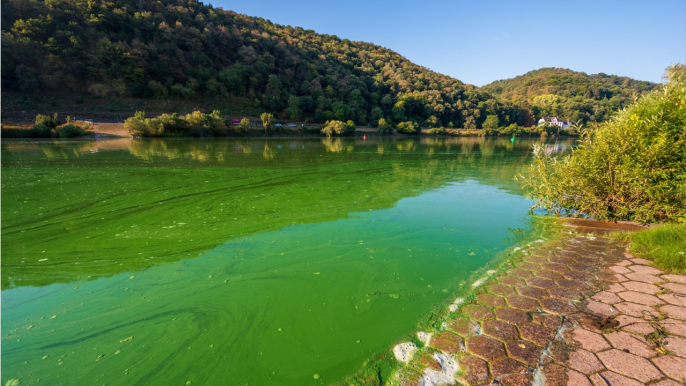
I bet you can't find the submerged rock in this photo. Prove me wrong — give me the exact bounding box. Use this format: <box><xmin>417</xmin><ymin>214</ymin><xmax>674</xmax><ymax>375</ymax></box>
<box><xmin>417</xmin><ymin>331</ymin><xmax>432</xmax><ymax>346</ymax></box>
<box><xmin>393</xmin><ymin>342</ymin><xmax>418</xmax><ymax>363</ymax></box>
<box><xmin>421</xmin><ymin>352</ymin><xmax>459</xmax><ymax>385</ymax></box>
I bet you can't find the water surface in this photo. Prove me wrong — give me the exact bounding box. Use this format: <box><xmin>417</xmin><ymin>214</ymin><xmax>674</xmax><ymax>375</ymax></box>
<box><xmin>1</xmin><ymin>137</ymin><xmax>571</xmax><ymax>385</ymax></box>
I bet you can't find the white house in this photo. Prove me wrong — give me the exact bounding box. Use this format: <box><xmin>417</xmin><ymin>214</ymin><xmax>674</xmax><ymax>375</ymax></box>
<box><xmin>538</xmin><ymin>117</ymin><xmax>573</xmax><ymax>129</ymax></box>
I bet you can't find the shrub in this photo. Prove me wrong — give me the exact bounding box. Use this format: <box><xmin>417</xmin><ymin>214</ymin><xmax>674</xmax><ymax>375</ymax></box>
<box><xmin>621</xmin><ymin>224</ymin><xmax>686</xmax><ymax>273</ymax></box>
<box><xmin>321</xmin><ymin>120</ymin><xmax>353</xmax><ymax>137</ymax></box>
<box><xmin>519</xmin><ymin>65</ymin><xmax>685</xmax><ymax>223</ymax></box>
<box><xmin>396</xmin><ymin>121</ymin><xmax>418</xmax><ymax>135</ymax></box>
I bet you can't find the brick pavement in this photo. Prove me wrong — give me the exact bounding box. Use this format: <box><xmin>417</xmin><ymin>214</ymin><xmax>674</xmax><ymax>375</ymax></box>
<box><xmin>392</xmin><ymin>220</ymin><xmax>685</xmax><ymax>385</ymax></box>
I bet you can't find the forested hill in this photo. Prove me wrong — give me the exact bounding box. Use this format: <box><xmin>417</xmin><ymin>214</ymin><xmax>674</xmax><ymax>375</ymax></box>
<box><xmin>1</xmin><ymin>0</ymin><xmax>525</xmax><ymax>128</ymax></box>
<box><xmin>482</xmin><ymin>68</ymin><xmax>657</xmax><ymax>123</ymax></box>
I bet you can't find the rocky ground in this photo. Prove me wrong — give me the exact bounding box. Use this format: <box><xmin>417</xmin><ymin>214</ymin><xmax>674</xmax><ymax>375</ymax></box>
<box><xmin>392</xmin><ymin>219</ymin><xmax>685</xmax><ymax>386</ymax></box>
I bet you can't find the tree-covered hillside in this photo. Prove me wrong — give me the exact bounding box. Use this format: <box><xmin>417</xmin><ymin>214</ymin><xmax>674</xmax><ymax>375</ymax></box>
<box><xmin>483</xmin><ymin>68</ymin><xmax>657</xmax><ymax>124</ymax></box>
<box><xmin>2</xmin><ymin>0</ymin><xmax>526</xmax><ymax>128</ymax></box>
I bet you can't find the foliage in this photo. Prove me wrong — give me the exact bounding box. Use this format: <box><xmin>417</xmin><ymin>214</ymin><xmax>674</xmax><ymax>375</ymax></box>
<box><xmin>483</xmin><ymin>67</ymin><xmax>657</xmax><ymax>124</ymax></box>
<box><xmin>377</xmin><ymin>118</ymin><xmax>392</xmax><ymax>135</ymax></box>
<box><xmin>396</xmin><ymin>121</ymin><xmax>418</xmax><ymax>135</ymax></box>
<box><xmin>35</xmin><ymin>113</ymin><xmax>59</xmax><ymax>128</ymax></box>
<box><xmin>237</xmin><ymin>117</ymin><xmax>252</xmax><ymax>133</ymax></box>
<box><xmin>519</xmin><ymin>65</ymin><xmax>685</xmax><ymax>223</ymax></box>
<box><xmin>260</xmin><ymin>112</ymin><xmax>273</xmax><ymax>135</ymax></box>
<box><xmin>321</xmin><ymin>120</ymin><xmax>354</xmax><ymax>137</ymax></box>
<box><xmin>617</xmin><ymin>224</ymin><xmax>686</xmax><ymax>274</ymax></box>
<box><xmin>57</xmin><ymin>124</ymin><xmax>86</xmax><ymax>138</ymax></box>
<box><xmin>2</xmin><ymin>0</ymin><xmax>524</xmax><ymax>127</ymax></box>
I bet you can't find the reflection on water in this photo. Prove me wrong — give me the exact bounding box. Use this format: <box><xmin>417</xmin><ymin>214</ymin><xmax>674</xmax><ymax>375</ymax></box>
<box><xmin>2</xmin><ymin>136</ymin><xmax>572</xmax><ymax>386</ymax></box>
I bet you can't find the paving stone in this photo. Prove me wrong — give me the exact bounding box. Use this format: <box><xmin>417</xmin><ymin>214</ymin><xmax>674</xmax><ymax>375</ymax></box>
<box><xmin>541</xmin><ymin>297</ymin><xmax>578</xmax><ymax>314</ymax></box>
<box><xmin>660</xmin><ymin>320</ymin><xmax>686</xmax><ymax>337</ymax></box>
<box><xmin>660</xmin><ymin>305</ymin><xmax>686</xmax><ymax>320</ymax></box>
<box><xmin>662</xmin><ymin>274</ymin><xmax>686</xmax><ymax>284</ymax></box>
<box><xmin>663</xmin><ymin>336</ymin><xmax>686</xmax><ymax>358</ymax></box>
<box><xmin>457</xmin><ymin>355</ymin><xmax>489</xmax><ymax>385</ymax></box>
<box><xmin>625</xmin><ymin>272</ymin><xmax>664</xmax><ymax>283</ymax></box>
<box><xmin>658</xmin><ymin>293</ymin><xmax>685</xmax><ymax>306</ymax></box>
<box><xmin>488</xmin><ymin>283</ymin><xmax>516</xmax><ymax>297</ymax></box>
<box><xmin>548</xmin><ymin>287</ymin><xmax>580</xmax><ymax>300</ymax></box>
<box><xmin>532</xmin><ymin>313</ymin><xmax>561</xmax><ymax>329</ymax></box>
<box><xmin>616</xmin><ymin>291</ymin><xmax>664</xmax><ymax>306</ymax></box>
<box><xmin>495</xmin><ymin>307</ymin><xmax>529</xmax><ymax>324</ymax></box>
<box><xmin>490</xmin><ymin>357</ymin><xmax>527</xmax><ymax>377</ymax></box>
<box><xmin>482</xmin><ymin>319</ymin><xmax>519</xmax><ymax>342</ymax></box>
<box><xmin>604</xmin><ymin>331</ymin><xmax>656</xmax><ymax>358</ymax></box>
<box><xmin>614</xmin><ymin>301</ymin><xmax>660</xmax><ymax>318</ymax></box>
<box><xmin>567</xmin><ymin>369</ymin><xmax>593</xmax><ymax>386</ymax></box>
<box><xmin>564</xmin><ymin>271</ymin><xmax>595</xmax><ymax>282</ymax></box>
<box><xmin>651</xmin><ymin>355</ymin><xmax>685</xmax><ymax>381</ymax></box>
<box><xmin>466</xmin><ymin>335</ymin><xmax>507</xmax><ymax>360</ymax></box>
<box><xmin>596</xmin><ymin>349</ymin><xmax>664</xmax><ymax>383</ymax></box>
<box><xmin>519</xmin><ymin>323</ymin><xmax>556</xmax><ymax>346</ymax></box>
<box><xmin>505</xmin><ymin>340</ymin><xmax>540</xmax><ymax>366</ymax></box>
<box><xmin>509</xmin><ymin>269</ymin><xmax>534</xmax><ymax>279</ymax></box>
<box><xmin>542</xmin><ymin>262</ymin><xmax>571</xmax><ymax>273</ymax></box>
<box><xmin>591</xmin><ymin>291</ymin><xmax>622</xmax><ymax>304</ymax></box>
<box><xmin>538</xmin><ymin>364</ymin><xmax>568</xmax><ymax>385</ymax></box>
<box><xmin>604</xmin><ymin>283</ymin><xmax>626</xmax><ymax>293</ymax></box>
<box><xmin>613</xmin><ymin>273</ymin><xmax>629</xmax><ymax>282</ymax></box>
<box><xmin>444</xmin><ymin>317</ymin><xmax>479</xmax><ymax>337</ymax></box>
<box><xmin>651</xmin><ymin>380</ymin><xmax>684</xmax><ymax>386</ymax></box>
<box><xmin>518</xmin><ymin>262</ymin><xmax>541</xmax><ymax>271</ymax></box>
<box><xmin>610</xmin><ymin>265</ymin><xmax>633</xmax><ymax>274</ymax></box>
<box><xmin>621</xmin><ymin>280</ymin><xmax>660</xmax><ymax>294</ymax></box>
<box><xmin>557</xmin><ymin>279</ymin><xmax>589</xmax><ymax>290</ymax></box>
<box><xmin>526</xmin><ymin>277</ymin><xmax>557</xmax><ymax>289</ymax></box>
<box><xmin>615</xmin><ymin>260</ymin><xmax>632</xmax><ymax>267</ymax></box>
<box><xmin>566</xmin><ymin>349</ymin><xmax>604</xmax><ymax>375</ymax></box>
<box><xmin>462</xmin><ymin>304</ymin><xmax>495</xmax><ymax>321</ymax></box>
<box><xmin>476</xmin><ymin>293</ymin><xmax>506</xmax><ymax>307</ymax></box>
<box><xmin>516</xmin><ymin>286</ymin><xmax>548</xmax><ymax>300</ymax></box>
<box><xmin>584</xmin><ymin>300</ymin><xmax>616</xmax><ymax>317</ymax></box>
<box><xmin>615</xmin><ymin>314</ymin><xmax>656</xmax><ymax>334</ymax></box>
<box><xmin>430</xmin><ymin>331</ymin><xmax>464</xmax><ymax>354</ymax></box>
<box><xmin>524</xmin><ymin>255</ymin><xmax>549</xmax><ymax>264</ymax></box>
<box><xmin>662</xmin><ymin>282</ymin><xmax>686</xmax><ymax>295</ymax></box>
<box><xmin>631</xmin><ymin>258</ymin><xmax>651</xmax><ymax>265</ymax></box>
<box><xmin>498</xmin><ymin>373</ymin><xmax>533</xmax><ymax>386</ymax></box>
<box><xmin>418</xmin><ymin>351</ymin><xmax>442</xmax><ymax>371</ymax></box>
<box><xmin>506</xmin><ymin>296</ymin><xmax>541</xmax><ymax>312</ymax></box>
<box><xmin>628</xmin><ymin>265</ymin><xmax>663</xmax><ymax>275</ymax></box>
<box><xmin>589</xmin><ymin>371</ymin><xmax>644</xmax><ymax>386</ymax></box>
<box><xmin>569</xmin><ymin>328</ymin><xmax>611</xmax><ymax>352</ymax></box>
<box><xmin>501</xmin><ymin>276</ymin><xmax>526</xmax><ymax>287</ymax></box>
<box><xmin>535</xmin><ymin>269</ymin><xmax>565</xmax><ymax>281</ymax></box>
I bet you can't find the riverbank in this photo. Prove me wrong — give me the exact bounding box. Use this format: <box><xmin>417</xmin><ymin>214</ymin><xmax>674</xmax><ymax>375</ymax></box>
<box><xmin>366</xmin><ymin>218</ymin><xmax>685</xmax><ymax>386</ymax></box>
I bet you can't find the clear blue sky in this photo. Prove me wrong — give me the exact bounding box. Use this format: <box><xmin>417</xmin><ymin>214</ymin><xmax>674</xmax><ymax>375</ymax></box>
<box><xmin>209</xmin><ymin>0</ymin><xmax>685</xmax><ymax>86</ymax></box>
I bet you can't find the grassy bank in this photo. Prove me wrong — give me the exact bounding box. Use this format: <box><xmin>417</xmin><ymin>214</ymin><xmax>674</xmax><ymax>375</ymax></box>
<box><xmin>618</xmin><ymin>224</ymin><xmax>686</xmax><ymax>273</ymax></box>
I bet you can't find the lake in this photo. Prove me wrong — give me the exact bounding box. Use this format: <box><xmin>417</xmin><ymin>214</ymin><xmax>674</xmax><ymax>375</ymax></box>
<box><xmin>1</xmin><ymin>136</ymin><xmax>572</xmax><ymax>385</ymax></box>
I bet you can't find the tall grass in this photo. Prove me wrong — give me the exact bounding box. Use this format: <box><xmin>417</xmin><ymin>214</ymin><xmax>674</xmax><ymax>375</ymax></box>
<box><xmin>625</xmin><ymin>224</ymin><xmax>685</xmax><ymax>273</ymax></box>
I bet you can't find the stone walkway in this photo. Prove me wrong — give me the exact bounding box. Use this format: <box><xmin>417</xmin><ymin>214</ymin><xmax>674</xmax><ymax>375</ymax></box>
<box><xmin>392</xmin><ymin>220</ymin><xmax>685</xmax><ymax>385</ymax></box>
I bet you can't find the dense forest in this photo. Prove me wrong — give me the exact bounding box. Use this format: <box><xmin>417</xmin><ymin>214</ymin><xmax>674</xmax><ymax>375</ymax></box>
<box><xmin>483</xmin><ymin>68</ymin><xmax>657</xmax><ymax>123</ymax></box>
<box><xmin>2</xmin><ymin>0</ymin><xmax>656</xmax><ymax>128</ymax></box>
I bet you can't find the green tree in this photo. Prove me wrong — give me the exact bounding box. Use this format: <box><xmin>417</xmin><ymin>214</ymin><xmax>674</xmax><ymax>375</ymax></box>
<box><xmin>286</xmin><ymin>95</ymin><xmax>302</xmax><ymax>121</ymax></box>
<box><xmin>377</xmin><ymin>118</ymin><xmax>392</xmax><ymax>135</ymax></box>
<box><xmin>483</xmin><ymin>114</ymin><xmax>500</xmax><ymax>130</ymax></box>
<box><xmin>519</xmin><ymin>65</ymin><xmax>685</xmax><ymax>223</ymax></box>
<box><xmin>260</xmin><ymin>112</ymin><xmax>274</xmax><ymax>135</ymax></box>
<box><xmin>396</xmin><ymin>121</ymin><xmax>418</xmax><ymax>135</ymax></box>
<box><xmin>321</xmin><ymin>120</ymin><xmax>352</xmax><ymax>137</ymax></box>
<box><xmin>238</xmin><ymin>117</ymin><xmax>252</xmax><ymax>133</ymax></box>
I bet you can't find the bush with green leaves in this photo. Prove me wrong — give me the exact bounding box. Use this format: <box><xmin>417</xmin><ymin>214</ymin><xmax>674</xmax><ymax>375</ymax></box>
<box><xmin>321</xmin><ymin>120</ymin><xmax>354</xmax><ymax>137</ymax></box>
<box><xmin>396</xmin><ymin>121</ymin><xmax>418</xmax><ymax>135</ymax></box>
<box><xmin>58</xmin><ymin>124</ymin><xmax>85</xmax><ymax>138</ymax></box>
<box><xmin>519</xmin><ymin>65</ymin><xmax>685</xmax><ymax>223</ymax></box>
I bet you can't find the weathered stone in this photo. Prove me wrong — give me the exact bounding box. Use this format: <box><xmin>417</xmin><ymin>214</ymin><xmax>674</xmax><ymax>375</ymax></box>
<box><xmin>615</xmin><ymin>260</ymin><xmax>632</xmax><ymax>267</ymax></box>
<box><xmin>501</xmin><ymin>276</ymin><xmax>526</xmax><ymax>287</ymax></box>
<box><xmin>418</xmin><ymin>351</ymin><xmax>442</xmax><ymax>371</ymax></box>
<box><xmin>445</xmin><ymin>317</ymin><xmax>479</xmax><ymax>337</ymax></box>
<box><xmin>596</xmin><ymin>349</ymin><xmax>663</xmax><ymax>383</ymax></box>
<box><xmin>567</xmin><ymin>349</ymin><xmax>604</xmax><ymax>375</ymax></box>
<box><xmin>495</xmin><ymin>307</ymin><xmax>529</xmax><ymax>324</ymax></box>
<box><xmin>660</xmin><ymin>320</ymin><xmax>686</xmax><ymax>337</ymax></box>
<box><xmin>591</xmin><ymin>291</ymin><xmax>622</xmax><ymax>304</ymax></box>
<box><xmin>660</xmin><ymin>304</ymin><xmax>686</xmax><ymax>320</ymax></box>
<box><xmin>631</xmin><ymin>258</ymin><xmax>651</xmax><ymax>265</ymax></box>
<box><xmin>568</xmin><ymin>328</ymin><xmax>610</xmax><ymax>353</ymax></box>
<box><xmin>628</xmin><ymin>264</ymin><xmax>663</xmax><ymax>275</ymax></box>
<box><xmin>658</xmin><ymin>292</ymin><xmax>685</xmax><ymax>306</ymax></box>
<box><xmin>564</xmin><ymin>270</ymin><xmax>594</xmax><ymax>282</ymax></box>
<box><xmin>519</xmin><ymin>323</ymin><xmax>556</xmax><ymax>346</ymax></box>
<box><xmin>476</xmin><ymin>293</ymin><xmax>506</xmax><ymax>307</ymax></box>
<box><xmin>462</xmin><ymin>304</ymin><xmax>494</xmax><ymax>321</ymax></box>
<box><xmin>651</xmin><ymin>380</ymin><xmax>684</xmax><ymax>386</ymax></box>
<box><xmin>532</xmin><ymin>313</ymin><xmax>562</xmax><ymax>329</ymax></box>
<box><xmin>556</xmin><ymin>279</ymin><xmax>588</xmax><ymax>290</ymax></box>
<box><xmin>516</xmin><ymin>286</ymin><xmax>548</xmax><ymax>300</ymax></box>
<box><xmin>663</xmin><ymin>336</ymin><xmax>686</xmax><ymax>358</ymax></box>
<box><xmin>615</xmin><ymin>315</ymin><xmax>656</xmax><ymax>334</ymax></box>
<box><xmin>506</xmin><ymin>296</ymin><xmax>541</xmax><ymax>312</ymax></box>
<box><xmin>482</xmin><ymin>319</ymin><xmax>519</xmax><ymax>342</ymax></box>
<box><xmin>604</xmin><ymin>283</ymin><xmax>626</xmax><ymax>293</ymax></box>
<box><xmin>548</xmin><ymin>287</ymin><xmax>580</xmax><ymax>300</ymax></box>
<box><xmin>541</xmin><ymin>297</ymin><xmax>578</xmax><ymax>314</ymax></box>
<box><xmin>506</xmin><ymin>340</ymin><xmax>540</xmax><ymax>366</ymax></box>
<box><xmin>535</xmin><ymin>269</ymin><xmax>565</xmax><ymax>281</ymax></box>
<box><xmin>584</xmin><ymin>300</ymin><xmax>615</xmax><ymax>317</ymax></box>
<box><xmin>621</xmin><ymin>281</ymin><xmax>660</xmax><ymax>294</ymax></box>
<box><xmin>614</xmin><ymin>301</ymin><xmax>659</xmax><ymax>318</ymax></box>
<box><xmin>490</xmin><ymin>357</ymin><xmax>527</xmax><ymax>377</ymax></box>
<box><xmin>662</xmin><ymin>282</ymin><xmax>686</xmax><ymax>295</ymax></box>
<box><xmin>466</xmin><ymin>335</ymin><xmax>506</xmax><ymax>360</ymax></box>
<box><xmin>393</xmin><ymin>342</ymin><xmax>418</xmax><ymax>363</ymax></box>
<box><xmin>651</xmin><ymin>355</ymin><xmax>685</xmax><ymax>381</ymax></box>
<box><xmin>430</xmin><ymin>331</ymin><xmax>464</xmax><ymax>354</ymax></box>
<box><xmin>498</xmin><ymin>373</ymin><xmax>533</xmax><ymax>386</ymax></box>
<box><xmin>509</xmin><ymin>269</ymin><xmax>534</xmax><ymax>279</ymax></box>
<box><xmin>616</xmin><ymin>291</ymin><xmax>664</xmax><ymax>306</ymax></box>
<box><xmin>662</xmin><ymin>274</ymin><xmax>686</xmax><ymax>284</ymax></box>
<box><xmin>542</xmin><ymin>262</ymin><xmax>571</xmax><ymax>273</ymax></box>
<box><xmin>625</xmin><ymin>272</ymin><xmax>664</xmax><ymax>283</ymax></box>
<box><xmin>526</xmin><ymin>277</ymin><xmax>557</xmax><ymax>289</ymax></box>
<box><xmin>457</xmin><ymin>355</ymin><xmax>489</xmax><ymax>385</ymax></box>
<box><xmin>589</xmin><ymin>371</ymin><xmax>644</xmax><ymax>386</ymax></box>
<box><xmin>519</xmin><ymin>262</ymin><xmax>541</xmax><ymax>271</ymax></box>
<box><xmin>539</xmin><ymin>364</ymin><xmax>568</xmax><ymax>385</ymax></box>
<box><xmin>613</xmin><ymin>273</ymin><xmax>629</xmax><ymax>282</ymax></box>
<box><xmin>604</xmin><ymin>331</ymin><xmax>656</xmax><ymax>358</ymax></box>
<box><xmin>610</xmin><ymin>265</ymin><xmax>633</xmax><ymax>274</ymax></box>
<box><xmin>488</xmin><ymin>283</ymin><xmax>517</xmax><ymax>297</ymax></box>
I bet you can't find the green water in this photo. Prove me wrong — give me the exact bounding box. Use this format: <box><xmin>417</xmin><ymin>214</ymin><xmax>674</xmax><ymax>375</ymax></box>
<box><xmin>1</xmin><ymin>137</ymin><xmax>571</xmax><ymax>385</ymax></box>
